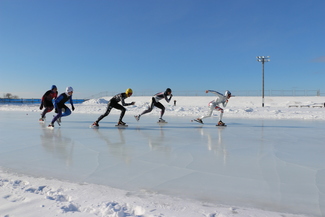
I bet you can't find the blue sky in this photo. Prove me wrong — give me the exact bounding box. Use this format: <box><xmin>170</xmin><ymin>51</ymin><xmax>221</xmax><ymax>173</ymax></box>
<box><xmin>1</xmin><ymin>0</ymin><xmax>324</xmax><ymax>98</ymax></box>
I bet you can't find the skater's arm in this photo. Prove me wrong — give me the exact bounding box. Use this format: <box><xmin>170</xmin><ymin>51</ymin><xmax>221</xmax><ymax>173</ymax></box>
<box><xmin>165</xmin><ymin>94</ymin><xmax>172</xmax><ymax>103</ymax></box>
<box><xmin>54</xmin><ymin>91</ymin><xmax>58</xmax><ymax>99</ymax></box>
<box><xmin>40</xmin><ymin>92</ymin><xmax>47</xmax><ymax>109</ymax></box>
<box><xmin>206</xmin><ymin>90</ymin><xmax>223</xmax><ymax>97</ymax></box>
<box><xmin>40</xmin><ymin>98</ymin><xmax>44</xmax><ymax>110</ymax></box>
<box><xmin>69</xmin><ymin>97</ymin><xmax>75</xmax><ymax>111</ymax></box>
<box><xmin>223</xmin><ymin>100</ymin><xmax>228</xmax><ymax>107</ymax></box>
<box><xmin>41</xmin><ymin>90</ymin><xmax>51</xmax><ymax>105</ymax></box>
<box><xmin>119</xmin><ymin>94</ymin><xmax>134</xmax><ymax>106</ymax></box>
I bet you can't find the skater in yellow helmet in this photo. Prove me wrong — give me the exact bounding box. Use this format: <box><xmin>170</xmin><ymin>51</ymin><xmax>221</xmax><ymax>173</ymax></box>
<box><xmin>92</xmin><ymin>88</ymin><xmax>135</xmax><ymax>127</ymax></box>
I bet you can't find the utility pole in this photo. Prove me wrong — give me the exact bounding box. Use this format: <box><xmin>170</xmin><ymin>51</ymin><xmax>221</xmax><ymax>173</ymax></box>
<box><xmin>256</xmin><ymin>56</ymin><xmax>270</xmax><ymax>107</ymax></box>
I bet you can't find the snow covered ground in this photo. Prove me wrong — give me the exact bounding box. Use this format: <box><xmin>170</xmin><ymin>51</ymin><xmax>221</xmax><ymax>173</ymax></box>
<box><xmin>1</xmin><ymin>96</ymin><xmax>325</xmax><ymax>217</ymax></box>
<box><xmin>1</xmin><ymin>96</ymin><xmax>325</xmax><ymax>120</ymax></box>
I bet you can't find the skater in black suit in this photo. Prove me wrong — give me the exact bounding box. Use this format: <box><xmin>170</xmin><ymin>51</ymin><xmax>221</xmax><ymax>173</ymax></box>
<box><xmin>134</xmin><ymin>88</ymin><xmax>172</xmax><ymax>123</ymax></box>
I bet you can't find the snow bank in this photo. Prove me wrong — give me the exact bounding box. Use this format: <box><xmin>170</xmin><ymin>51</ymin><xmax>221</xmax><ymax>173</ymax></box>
<box><xmin>0</xmin><ymin>168</ymin><xmax>306</xmax><ymax>217</ymax></box>
<box><xmin>1</xmin><ymin>96</ymin><xmax>324</xmax><ymax>120</ymax></box>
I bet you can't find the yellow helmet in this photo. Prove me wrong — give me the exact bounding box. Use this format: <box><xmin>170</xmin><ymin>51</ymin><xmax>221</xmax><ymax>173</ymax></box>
<box><xmin>125</xmin><ymin>88</ymin><xmax>133</xmax><ymax>97</ymax></box>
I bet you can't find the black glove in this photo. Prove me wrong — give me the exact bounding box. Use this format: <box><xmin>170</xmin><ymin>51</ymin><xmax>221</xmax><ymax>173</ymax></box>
<box><xmin>55</xmin><ymin>107</ymin><xmax>58</xmax><ymax>113</ymax></box>
<box><xmin>39</xmin><ymin>104</ymin><xmax>43</xmax><ymax>110</ymax></box>
<box><xmin>72</xmin><ymin>105</ymin><xmax>75</xmax><ymax>111</ymax></box>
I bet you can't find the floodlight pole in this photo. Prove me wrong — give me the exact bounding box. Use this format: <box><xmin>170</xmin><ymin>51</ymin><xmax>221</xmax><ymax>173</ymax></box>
<box><xmin>256</xmin><ymin>56</ymin><xmax>270</xmax><ymax>107</ymax></box>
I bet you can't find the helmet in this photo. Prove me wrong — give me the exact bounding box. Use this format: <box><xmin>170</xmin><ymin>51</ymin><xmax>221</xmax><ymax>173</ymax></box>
<box><xmin>51</xmin><ymin>85</ymin><xmax>57</xmax><ymax>90</ymax></box>
<box><xmin>66</xmin><ymin>86</ymin><xmax>73</xmax><ymax>93</ymax></box>
<box><xmin>224</xmin><ymin>90</ymin><xmax>231</xmax><ymax>97</ymax></box>
<box><xmin>125</xmin><ymin>88</ymin><xmax>133</xmax><ymax>97</ymax></box>
<box><xmin>165</xmin><ymin>88</ymin><xmax>172</xmax><ymax>95</ymax></box>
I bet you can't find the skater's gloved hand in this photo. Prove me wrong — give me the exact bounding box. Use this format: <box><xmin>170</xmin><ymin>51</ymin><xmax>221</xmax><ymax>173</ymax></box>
<box><xmin>55</xmin><ymin>107</ymin><xmax>58</xmax><ymax>113</ymax></box>
<box><xmin>39</xmin><ymin>104</ymin><xmax>43</xmax><ymax>110</ymax></box>
<box><xmin>72</xmin><ymin>105</ymin><xmax>75</xmax><ymax>111</ymax></box>
<box><xmin>131</xmin><ymin>102</ymin><xmax>135</xmax><ymax>105</ymax></box>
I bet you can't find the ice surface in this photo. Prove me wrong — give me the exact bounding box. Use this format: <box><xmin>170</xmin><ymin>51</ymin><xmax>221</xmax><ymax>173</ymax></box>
<box><xmin>0</xmin><ymin>111</ymin><xmax>324</xmax><ymax>217</ymax></box>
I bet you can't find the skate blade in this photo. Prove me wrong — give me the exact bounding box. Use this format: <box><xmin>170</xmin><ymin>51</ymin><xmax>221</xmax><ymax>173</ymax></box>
<box><xmin>115</xmin><ymin>125</ymin><xmax>128</xmax><ymax>128</ymax></box>
<box><xmin>192</xmin><ymin>119</ymin><xmax>203</xmax><ymax>124</ymax></box>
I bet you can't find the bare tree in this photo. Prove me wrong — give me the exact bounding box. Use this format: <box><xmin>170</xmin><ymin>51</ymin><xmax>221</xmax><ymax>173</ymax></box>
<box><xmin>3</xmin><ymin>93</ymin><xmax>19</xmax><ymax>99</ymax></box>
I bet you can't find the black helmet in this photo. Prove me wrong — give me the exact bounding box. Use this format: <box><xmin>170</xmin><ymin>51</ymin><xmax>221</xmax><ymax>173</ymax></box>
<box><xmin>165</xmin><ymin>88</ymin><xmax>172</xmax><ymax>95</ymax></box>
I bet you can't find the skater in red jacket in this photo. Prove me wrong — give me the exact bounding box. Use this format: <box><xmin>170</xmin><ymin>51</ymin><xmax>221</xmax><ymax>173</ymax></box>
<box><xmin>39</xmin><ymin>85</ymin><xmax>58</xmax><ymax>121</ymax></box>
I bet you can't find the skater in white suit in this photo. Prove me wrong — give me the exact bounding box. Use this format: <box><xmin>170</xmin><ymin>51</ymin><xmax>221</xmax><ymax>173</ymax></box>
<box><xmin>195</xmin><ymin>90</ymin><xmax>231</xmax><ymax>126</ymax></box>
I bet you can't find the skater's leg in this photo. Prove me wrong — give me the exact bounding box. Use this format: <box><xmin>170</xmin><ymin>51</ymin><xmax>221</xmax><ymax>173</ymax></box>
<box><xmin>140</xmin><ymin>98</ymin><xmax>155</xmax><ymax>116</ymax></box>
<box><xmin>216</xmin><ymin>107</ymin><xmax>224</xmax><ymax>122</ymax></box>
<box><xmin>51</xmin><ymin>108</ymin><xmax>62</xmax><ymax>124</ymax></box>
<box><xmin>219</xmin><ymin>110</ymin><xmax>224</xmax><ymax>122</ymax></box>
<box><xmin>114</xmin><ymin>104</ymin><xmax>126</xmax><ymax>122</ymax></box>
<box><xmin>200</xmin><ymin>109</ymin><xmax>213</xmax><ymax>120</ymax></box>
<box><xmin>200</xmin><ymin>104</ymin><xmax>215</xmax><ymax>120</ymax></box>
<box><xmin>41</xmin><ymin>109</ymin><xmax>47</xmax><ymax>119</ymax></box>
<box><xmin>95</xmin><ymin>102</ymin><xmax>112</xmax><ymax>123</ymax></box>
<box><xmin>41</xmin><ymin>106</ymin><xmax>53</xmax><ymax>118</ymax></box>
<box><xmin>155</xmin><ymin>102</ymin><xmax>165</xmax><ymax>118</ymax></box>
<box><xmin>61</xmin><ymin>107</ymin><xmax>71</xmax><ymax>117</ymax></box>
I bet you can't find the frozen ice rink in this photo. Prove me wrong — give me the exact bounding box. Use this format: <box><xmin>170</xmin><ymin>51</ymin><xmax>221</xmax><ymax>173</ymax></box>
<box><xmin>0</xmin><ymin>111</ymin><xmax>324</xmax><ymax>217</ymax></box>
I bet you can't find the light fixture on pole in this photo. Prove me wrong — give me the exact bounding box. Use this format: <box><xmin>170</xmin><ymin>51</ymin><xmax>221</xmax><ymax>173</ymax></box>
<box><xmin>256</xmin><ymin>56</ymin><xmax>270</xmax><ymax>107</ymax></box>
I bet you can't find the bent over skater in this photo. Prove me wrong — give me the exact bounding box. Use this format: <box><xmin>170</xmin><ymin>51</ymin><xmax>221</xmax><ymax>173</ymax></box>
<box><xmin>92</xmin><ymin>88</ymin><xmax>135</xmax><ymax>127</ymax></box>
<box><xmin>39</xmin><ymin>85</ymin><xmax>58</xmax><ymax>121</ymax></box>
<box><xmin>195</xmin><ymin>90</ymin><xmax>231</xmax><ymax>126</ymax></box>
<box><xmin>48</xmin><ymin>86</ymin><xmax>75</xmax><ymax>128</ymax></box>
<box><xmin>135</xmin><ymin>88</ymin><xmax>172</xmax><ymax>123</ymax></box>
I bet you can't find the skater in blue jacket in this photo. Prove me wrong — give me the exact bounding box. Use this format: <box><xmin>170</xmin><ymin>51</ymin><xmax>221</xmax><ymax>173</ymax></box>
<box><xmin>48</xmin><ymin>87</ymin><xmax>75</xmax><ymax>128</ymax></box>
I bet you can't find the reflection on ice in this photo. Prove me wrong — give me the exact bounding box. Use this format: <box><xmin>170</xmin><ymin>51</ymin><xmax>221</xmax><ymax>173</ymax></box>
<box><xmin>198</xmin><ymin>126</ymin><xmax>228</xmax><ymax>165</ymax></box>
<box><xmin>40</xmin><ymin>127</ymin><xmax>75</xmax><ymax>167</ymax></box>
<box><xmin>0</xmin><ymin>111</ymin><xmax>324</xmax><ymax>217</ymax></box>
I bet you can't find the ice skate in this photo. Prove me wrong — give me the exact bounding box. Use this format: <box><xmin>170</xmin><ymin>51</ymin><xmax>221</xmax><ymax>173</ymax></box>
<box><xmin>48</xmin><ymin>123</ymin><xmax>54</xmax><ymax>128</ymax></box>
<box><xmin>116</xmin><ymin>120</ymin><xmax>128</xmax><ymax>127</ymax></box>
<box><xmin>217</xmin><ymin>121</ymin><xmax>226</xmax><ymax>126</ymax></box>
<box><xmin>134</xmin><ymin>115</ymin><xmax>140</xmax><ymax>121</ymax></box>
<box><xmin>193</xmin><ymin>118</ymin><xmax>203</xmax><ymax>124</ymax></box>
<box><xmin>158</xmin><ymin>118</ymin><xmax>167</xmax><ymax>124</ymax></box>
<box><xmin>90</xmin><ymin>122</ymin><xmax>99</xmax><ymax>128</ymax></box>
<box><xmin>118</xmin><ymin>120</ymin><xmax>126</xmax><ymax>125</ymax></box>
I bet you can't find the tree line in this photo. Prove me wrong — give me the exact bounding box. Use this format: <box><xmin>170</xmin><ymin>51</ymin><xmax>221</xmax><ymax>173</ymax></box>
<box><xmin>2</xmin><ymin>93</ymin><xmax>19</xmax><ymax>99</ymax></box>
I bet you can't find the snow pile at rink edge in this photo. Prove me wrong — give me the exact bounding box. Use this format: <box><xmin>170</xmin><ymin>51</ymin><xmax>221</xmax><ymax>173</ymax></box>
<box><xmin>1</xmin><ymin>96</ymin><xmax>324</xmax><ymax>120</ymax></box>
<box><xmin>0</xmin><ymin>168</ymin><xmax>308</xmax><ymax>217</ymax></box>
